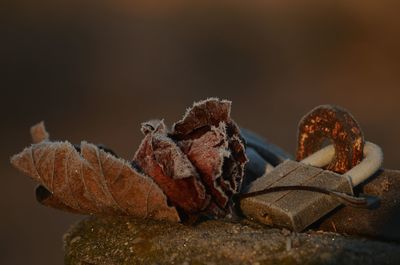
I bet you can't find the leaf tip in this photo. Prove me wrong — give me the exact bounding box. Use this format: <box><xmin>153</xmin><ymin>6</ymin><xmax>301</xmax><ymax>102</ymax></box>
<box><xmin>9</xmin><ymin>153</ymin><xmax>20</xmax><ymax>169</ymax></box>
<box><xmin>10</xmin><ymin>146</ymin><xmax>41</xmax><ymax>182</ymax></box>
<box><xmin>30</xmin><ymin>121</ymin><xmax>49</xmax><ymax>144</ymax></box>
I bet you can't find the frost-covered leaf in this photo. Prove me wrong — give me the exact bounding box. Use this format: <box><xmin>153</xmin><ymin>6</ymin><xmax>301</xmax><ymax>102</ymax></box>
<box><xmin>11</xmin><ymin>98</ymin><xmax>248</xmax><ymax>222</ymax></box>
<box><xmin>10</xmin><ymin>123</ymin><xmax>180</xmax><ymax>222</ymax></box>
<box><xmin>171</xmin><ymin>98</ymin><xmax>248</xmax><ymax>216</ymax></box>
<box><xmin>134</xmin><ymin>120</ymin><xmax>209</xmax><ymax>215</ymax></box>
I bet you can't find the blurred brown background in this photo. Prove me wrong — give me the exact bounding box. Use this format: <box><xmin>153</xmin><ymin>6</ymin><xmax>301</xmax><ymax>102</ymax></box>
<box><xmin>1</xmin><ymin>1</ymin><xmax>400</xmax><ymax>264</ymax></box>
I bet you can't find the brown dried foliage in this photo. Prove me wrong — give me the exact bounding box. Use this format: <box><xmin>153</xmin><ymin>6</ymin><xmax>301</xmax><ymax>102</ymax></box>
<box><xmin>11</xmin><ymin>98</ymin><xmax>247</xmax><ymax>221</ymax></box>
<box><xmin>11</xmin><ymin>122</ymin><xmax>180</xmax><ymax>221</ymax></box>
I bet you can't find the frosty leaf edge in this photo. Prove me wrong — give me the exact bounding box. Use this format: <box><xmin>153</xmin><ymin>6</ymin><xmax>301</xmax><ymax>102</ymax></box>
<box><xmin>10</xmin><ymin>123</ymin><xmax>180</xmax><ymax>222</ymax></box>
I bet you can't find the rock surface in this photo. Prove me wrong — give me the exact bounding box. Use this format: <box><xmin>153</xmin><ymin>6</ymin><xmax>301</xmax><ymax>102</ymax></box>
<box><xmin>318</xmin><ymin>169</ymin><xmax>400</xmax><ymax>241</ymax></box>
<box><xmin>64</xmin><ymin>216</ymin><xmax>400</xmax><ymax>265</ymax></box>
<box><xmin>64</xmin><ymin>169</ymin><xmax>400</xmax><ymax>265</ymax></box>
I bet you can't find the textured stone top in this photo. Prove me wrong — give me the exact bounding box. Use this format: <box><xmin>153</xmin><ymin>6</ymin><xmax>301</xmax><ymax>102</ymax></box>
<box><xmin>64</xmin><ymin>216</ymin><xmax>400</xmax><ymax>265</ymax></box>
<box><xmin>64</xmin><ymin>168</ymin><xmax>400</xmax><ymax>265</ymax></box>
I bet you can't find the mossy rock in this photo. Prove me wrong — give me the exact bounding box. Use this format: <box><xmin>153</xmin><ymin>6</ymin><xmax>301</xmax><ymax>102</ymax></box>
<box><xmin>64</xmin><ymin>216</ymin><xmax>400</xmax><ymax>265</ymax></box>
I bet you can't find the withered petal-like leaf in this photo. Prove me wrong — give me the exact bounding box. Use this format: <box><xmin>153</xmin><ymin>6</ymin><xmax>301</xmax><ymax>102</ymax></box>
<box><xmin>168</xmin><ymin>98</ymin><xmax>248</xmax><ymax>216</ymax></box>
<box><xmin>178</xmin><ymin>124</ymin><xmax>230</xmax><ymax>209</ymax></box>
<box><xmin>133</xmin><ymin>120</ymin><xmax>209</xmax><ymax>215</ymax></box>
<box><xmin>171</xmin><ymin>98</ymin><xmax>248</xmax><ymax>206</ymax></box>
<box><xmin>172</xmin><ymin>98</ymin><xmax>231</xmax><ymax>139</ymax></box>
<box><xmin>11</xmin><ymin>124</ymin><xmax>180</xmax><ymax>222</ymax></box>
<box><xmin>224</xmin><ymin>133</ymin><xmax>248</xmax><ymax>192</ymax></box>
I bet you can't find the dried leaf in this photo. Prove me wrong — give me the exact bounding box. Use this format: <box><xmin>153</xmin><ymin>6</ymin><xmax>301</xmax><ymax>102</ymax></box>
<box><xmin>133</xmin><ymin>120</ymin><xmax>210</xmax><ymax>215</ymax></box>
<box><xmin>172</xmin><ymin>98</ymin><xmax>232</xmax><ymax>139</ymax></box>
<box><xmin>133</xmin><ymin>98</ymin><xmax>248</xmax><ymax>218</ymax></box>
<box><xmin>11</xmin><ymin>98</ymin><xmax>248</xmax><ymax>222</ymax></box>
<box><xmin>170</xmin><ymin>98</ymin><xmax>248</xmax><ymax>216</ymax></box>
<box><xmin>30</xmin><ymin>121</ymin><xmax>49</xmax><ymax>144</ymax></box>
<box><xmin>10</xmin><ymin>124</ymin><xmax>180</xmax><ymax>222</ymax></box>
<box><xmin>177</xmin><ymin>123</ymin><xmax>230</xmax><ymax>209</ymax></box>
